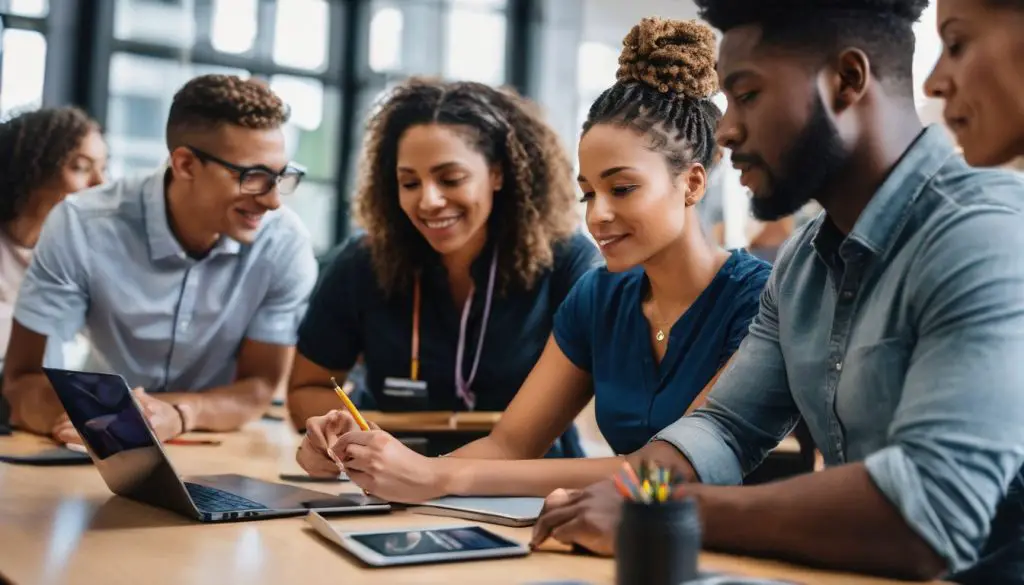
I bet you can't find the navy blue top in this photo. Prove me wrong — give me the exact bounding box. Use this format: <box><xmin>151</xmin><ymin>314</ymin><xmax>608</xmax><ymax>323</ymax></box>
<box><xmin>553</xmin><ymin>249</ymin><xmax>771</xmax><ymax>455</ymax></box>
<box><xmin>297</xmin><ymin>231</ymin><xmax>602</xmax><ymax>457</ymax></box>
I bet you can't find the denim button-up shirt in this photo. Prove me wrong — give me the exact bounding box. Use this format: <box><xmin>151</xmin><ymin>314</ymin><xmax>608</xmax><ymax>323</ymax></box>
<box><xmin>657</xmin><ymin>126</ymin><xmax>1024</xmax><ymax>580</ymax></box>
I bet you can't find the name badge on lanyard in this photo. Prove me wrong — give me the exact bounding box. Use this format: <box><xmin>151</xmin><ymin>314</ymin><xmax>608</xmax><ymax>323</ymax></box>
<box><xmin>383</xmin><ymin>248</ymin><xmax>499</xmax><ymax>412</ymax></box>
<box><xmin>383</xmin><ymin>274</ymin><xmax>428</xmax><ymax>406</ymax></box>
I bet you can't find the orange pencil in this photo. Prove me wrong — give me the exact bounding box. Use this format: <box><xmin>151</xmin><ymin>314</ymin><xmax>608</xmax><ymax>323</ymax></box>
<box><xmin>613</xmin><ymin>473</ymin><xmax>635</xmax><ymax>500</ymax></box>
<box><xmin>621</xmin><ymin>460</ymin><xmax>642</xmax><ymax>488</ymax></box>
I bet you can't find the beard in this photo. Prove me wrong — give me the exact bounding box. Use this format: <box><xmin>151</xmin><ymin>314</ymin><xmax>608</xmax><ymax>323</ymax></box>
<box><xmin>748</xmin><ymin>95</ymin><xmax>850</xmax><ymax>221</ymax></box>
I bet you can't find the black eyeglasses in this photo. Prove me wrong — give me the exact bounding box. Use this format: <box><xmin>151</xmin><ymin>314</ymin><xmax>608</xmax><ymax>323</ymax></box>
<box><xmin>186</xmin><ymin>146</ymin><xmax>305</xmax><ymax>196</ymax></box>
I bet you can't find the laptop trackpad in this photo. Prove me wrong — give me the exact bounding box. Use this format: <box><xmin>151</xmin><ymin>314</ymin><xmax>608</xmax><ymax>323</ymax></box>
<box><xmin>186</xmin><ymin>473</ymin><xmax>370</xmax><ymax>510</ymax></box>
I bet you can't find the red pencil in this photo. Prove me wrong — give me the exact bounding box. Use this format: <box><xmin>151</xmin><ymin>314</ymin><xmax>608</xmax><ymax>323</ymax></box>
<box><xmin>166</xmin><ymin>438</ymin><xmax>222</xmax><ymax>446</ymax></box>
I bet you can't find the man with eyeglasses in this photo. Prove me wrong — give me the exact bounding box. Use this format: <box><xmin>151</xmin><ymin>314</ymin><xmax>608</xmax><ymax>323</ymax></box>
<box><xmin>2</xmin><ymin>74</ymin><xmax>318</xmax><ymax>445</ymax></box>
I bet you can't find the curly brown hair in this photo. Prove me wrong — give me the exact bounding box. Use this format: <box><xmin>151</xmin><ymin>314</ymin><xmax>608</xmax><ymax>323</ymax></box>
<box><xmin>0</xmin><ymin>106</ymin><xmax>99</xmax><ymax>224</ymax></box>
<box><xmin>583</xmin><ymin>18</ymin><xmax>722</xmax><ymax>172</ymax></box>
<box><xmin>166</xmin><ymin>74</ymin><xmax>290</xmax><ymax>149</ymax></box>
<box><xmin>354</xmin><ymin>78</ymin><xmax>578</xmax><ymax>296</ymax></box>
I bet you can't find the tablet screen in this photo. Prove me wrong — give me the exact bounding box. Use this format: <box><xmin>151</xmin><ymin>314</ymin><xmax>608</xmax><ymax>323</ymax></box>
<box><xmin>350</xmin><ymin>526</ymin><xmax>519</xmax><ymax>557</ymax></box>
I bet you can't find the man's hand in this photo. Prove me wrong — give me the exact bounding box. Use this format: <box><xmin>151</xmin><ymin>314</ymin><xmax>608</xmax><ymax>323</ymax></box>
<box><xmin>530</xmin><ymin>479</ymin><xmax>624</xmax><ymax>556</ymax></box>
<box><xmin>334</xmin><ymin>430</ymin><xmax>447</xmax><ymax>503</ymax></box>
<box><xmin>133</xmin><ymin>389</ymin><xmax>185</xmax><ymax>442</ymax></box>
<box><xmin>51</xmin><ymin>412</ymin><xmax>80</xmax><ymax>445</ymax></box>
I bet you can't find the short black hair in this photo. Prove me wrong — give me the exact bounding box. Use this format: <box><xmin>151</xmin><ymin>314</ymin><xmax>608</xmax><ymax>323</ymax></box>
<box><xmin>166</xmin><ymin>74</ymin><xmax>289</xmax><ymax>150</ymax></box>
<box><xmin>695</xmin><ymin>0</ymin><xmax>929</xmax><ymax>91</ymax></box>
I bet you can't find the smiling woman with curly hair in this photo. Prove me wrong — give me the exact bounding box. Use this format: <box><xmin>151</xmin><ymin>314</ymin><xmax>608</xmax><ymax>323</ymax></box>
<box><xmin>288</xmin><ymin>78</ymin><xmax>600</xmax><ymax>459</ymax></box>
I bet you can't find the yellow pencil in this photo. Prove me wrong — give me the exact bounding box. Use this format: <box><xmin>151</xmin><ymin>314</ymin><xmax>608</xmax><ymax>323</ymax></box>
<box><xmin>330</xmin><ymin>377</ymin><xmax>370</xmax><ymax>431</ymax></box>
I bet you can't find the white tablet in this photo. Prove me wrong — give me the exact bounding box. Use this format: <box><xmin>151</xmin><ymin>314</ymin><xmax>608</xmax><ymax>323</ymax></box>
<box><xmin>306</xmin><ymin>511</ymin><xmax>529</xmax><ymax>566</ymax></box>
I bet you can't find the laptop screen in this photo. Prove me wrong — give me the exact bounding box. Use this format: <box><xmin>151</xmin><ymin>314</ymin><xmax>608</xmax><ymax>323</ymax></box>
<box><xmin>47</xmin><ymin>370</ymin><xmax>157</xmax><ymax>460</ymax></box>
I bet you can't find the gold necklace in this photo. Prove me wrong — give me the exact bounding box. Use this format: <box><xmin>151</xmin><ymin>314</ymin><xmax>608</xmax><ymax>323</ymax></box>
<box><xmin>648</xmin><ymin>299</ymin><xmax>673</xmax><ymax>343</ymax></box>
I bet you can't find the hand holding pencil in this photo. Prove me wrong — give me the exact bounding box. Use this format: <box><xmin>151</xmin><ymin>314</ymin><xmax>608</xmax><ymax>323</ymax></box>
<box><xmin>330</xmin><ymin>377</ymin><xmax>370</xmax><ymax>431</ymax></box>
<box><xmin>294</xmin><ymin>378</ymin><xmax>375</xmax><ymax>478</ymax></box>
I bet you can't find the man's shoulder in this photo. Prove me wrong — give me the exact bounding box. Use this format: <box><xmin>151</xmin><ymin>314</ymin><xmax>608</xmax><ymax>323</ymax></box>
<box><xmin>249</xmin><ymin>205</ymin><xmax>315</xmax><ymax>270</ymax></box>
<box><xmin>61</xmin><ymin>174</ymin><xmax>150</xmax><ymax>224</ymax></box>
<box><xmin>256</xmin><ymin>204</ymin><xmax>312</xmax><ymax>244</ymax></box>
<box><xmin>924</xmin><ymin>157</ymin><xmax>1024</xmax><ymax>216</ymax></box>
<box><xmin>911</xmin><ymin>162</ymin><xmax>1024</xmax><ymax>263</ymax></box>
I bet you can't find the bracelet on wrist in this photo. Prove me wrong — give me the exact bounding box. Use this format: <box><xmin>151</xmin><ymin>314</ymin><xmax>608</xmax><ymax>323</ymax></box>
<box><xmin>173</xmin><ymin>404</ymin><xmax>189</xmax><ymax>434</ymax></box>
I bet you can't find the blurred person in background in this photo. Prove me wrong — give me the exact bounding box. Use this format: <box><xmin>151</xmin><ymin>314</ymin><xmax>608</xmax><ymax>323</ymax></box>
<box><xmin>0</xmin><ymin>106</ymin><xmax>106</xmax><ymax>372</ymax></box>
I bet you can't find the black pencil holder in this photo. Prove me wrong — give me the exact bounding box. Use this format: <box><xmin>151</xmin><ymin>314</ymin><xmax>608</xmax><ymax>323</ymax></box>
<box><xmin>615</xmin><ymin>496</ymin><xmax>701</xmax><ymax>585</ymax></box>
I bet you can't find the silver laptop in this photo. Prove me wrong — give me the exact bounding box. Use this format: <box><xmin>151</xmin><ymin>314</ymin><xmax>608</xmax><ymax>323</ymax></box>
<box><xmin>44</xmin><ymin>367</ymin><xmax>391</xmax><ymax>522</ymax></box>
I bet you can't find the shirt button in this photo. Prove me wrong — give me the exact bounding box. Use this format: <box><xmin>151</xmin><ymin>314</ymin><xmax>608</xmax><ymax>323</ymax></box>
<box><xmin>180</xmin><ymin>320</ymin><xmax>190</xmax><ymax>329</ymax></box>
<box><xmin>835</xmin><ymin>361</ymin><xmax>843</xmax><ymax>372</ymax></box>
<box><xmin>841</xmin><ymin>290</ymin><xmax>854</xmax><ymax>300</ymax></box>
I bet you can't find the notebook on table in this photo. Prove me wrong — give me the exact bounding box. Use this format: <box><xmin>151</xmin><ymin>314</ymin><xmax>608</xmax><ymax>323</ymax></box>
<box><xmin>0</xmin><ymin>447</ymin><xmax>93</xmax><ymax>465</ymax></box>
<box><xmin>407</xmin><ymin>496</ymin><xmax>545</xmax><ymax>527</ymax></box>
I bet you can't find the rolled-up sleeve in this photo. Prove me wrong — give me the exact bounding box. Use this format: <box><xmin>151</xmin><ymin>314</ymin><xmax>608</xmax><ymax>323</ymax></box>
<box><xmin>864</xmin><ymin>207</ymin><xmax>1024</xmax><ymax>572</ymax></box>
<box><xmin>655</xmin><ymin>260</ymin><xmax>800</xmax><ymax>486</ymax></box>
<box><xmin>245</xmin><ymin>223</ymin><xmax>318</xmax><ymax>346</ymax></box>
<box><xmin>13</xmin><ymin>202</ymin><xmax>89</xmax><ymax>341</ymax></box>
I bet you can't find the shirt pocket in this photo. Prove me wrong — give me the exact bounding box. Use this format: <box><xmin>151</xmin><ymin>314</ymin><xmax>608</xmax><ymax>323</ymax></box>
<box><xmin>836</xmin><ymin>336</ymin><xmax>912</xmax><ymax>460</ymax></box>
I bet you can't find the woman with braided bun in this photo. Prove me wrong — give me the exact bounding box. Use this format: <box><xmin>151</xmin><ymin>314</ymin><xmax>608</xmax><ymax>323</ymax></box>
<box><xmin>0</xmin><ymin>107</ymin><xmax>106</xmax><ymax>370</ymax></box>
<box><xmin>291</xmin><ymin>78</ymin><xmax>601</xmax><ymax>468</ymax></box>
<box><xmin>297</xmin><ymin>19</ymin><xmax>770</xmax><ymax>503</ymax></box>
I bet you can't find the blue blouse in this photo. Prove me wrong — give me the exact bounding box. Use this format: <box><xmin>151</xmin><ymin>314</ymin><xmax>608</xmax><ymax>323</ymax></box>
<box><xmin>553</xmin><ymin>249</ymin><xmax>771</xmax><ymax>454</ymax></box>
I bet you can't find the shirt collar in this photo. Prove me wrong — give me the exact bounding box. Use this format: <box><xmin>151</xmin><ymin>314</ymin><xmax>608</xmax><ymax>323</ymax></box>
<box><xmin>143</xmin><ymin>168</ymin><xmax>242</xmax><ymax>262</ymax></box>
<box><xmin>812</xmin><ymin>125</ymin><xmax>955</xmax><ymax>261</ymax></box>
<box><xmin>421</xmin><ymin>237</ymin><xmax>498</xmax><ymax>286</ymax></box>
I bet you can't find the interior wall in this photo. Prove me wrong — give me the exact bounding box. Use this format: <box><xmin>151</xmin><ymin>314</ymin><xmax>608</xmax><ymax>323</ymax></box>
<box><xmin>582</xmin><ymin>0</ymin><xmax>699</xmax><ymax>47</ymax></box>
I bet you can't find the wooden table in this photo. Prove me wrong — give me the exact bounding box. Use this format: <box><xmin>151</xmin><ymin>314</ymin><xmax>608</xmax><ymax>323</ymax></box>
<box><xmin>0</xmin><ymin>422</ymin><xmax>942</xmax><ymax>585</ymax></box>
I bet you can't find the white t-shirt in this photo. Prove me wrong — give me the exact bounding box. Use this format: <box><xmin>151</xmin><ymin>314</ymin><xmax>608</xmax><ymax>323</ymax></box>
<box><xmin>0</xmin><ymin>230</ymin><xmax>84</xmax><ymax>372</ymax></box>
<box><xmin>0</xmin><ymin>231</ymin><xmax>33</xmax><ymax>369</ymax></box>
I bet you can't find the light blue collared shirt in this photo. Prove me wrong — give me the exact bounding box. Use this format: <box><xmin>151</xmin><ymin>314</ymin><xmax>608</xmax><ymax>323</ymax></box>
<box><xmin>656</xmin><ymin>126</ymin><xmax>1024</xmax><ymax>580</ymax></box>
<box><xmin>14</xmin><ymin>169</ymin><xmax>318</xmax><ymax>392</ymax></box>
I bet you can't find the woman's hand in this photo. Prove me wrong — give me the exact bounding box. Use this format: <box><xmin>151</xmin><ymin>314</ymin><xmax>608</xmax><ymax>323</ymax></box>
<box><xmin>334</xmin><ymin>430</ymin><xmax>449</xmax><ymax>503</ymax></box>
<box><xmin>295</xmin><ymin>410</ymin><xmax>370</xmax><ymax>477</ymax></box>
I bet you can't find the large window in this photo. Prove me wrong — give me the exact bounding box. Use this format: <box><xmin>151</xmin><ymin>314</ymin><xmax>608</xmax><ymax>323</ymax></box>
<box><xmin>0</xmin><ymin>1</ymin><xmax>47</xmax><ymax>119</ymax></box>
<box><xmin>0</xmin><ymin>28</ymin><xmax>46</xmax><ymax>117</ymax></box>
<box><xmin>0</xmin><ymin>0</ymin><xmax>47</xmax><ymax>17</ymax></box>
<box><xmin>106</xmin><ymin>53</ymin><xmax>250</xmax><ymax>177</ymax></box>
<box><xmin>106</xmin><ymin>0</ymin><xmax>340</xmax><ymax>252</ymax></box>
<box><xmin>367</xmin><ymin>0</ymin><xmax>507</xmax><ymax>83</ymax></box>
<box><xmin>353</xmin><ymin>0</ymin><xmax>511</xmax><ymax>204</ymax></box>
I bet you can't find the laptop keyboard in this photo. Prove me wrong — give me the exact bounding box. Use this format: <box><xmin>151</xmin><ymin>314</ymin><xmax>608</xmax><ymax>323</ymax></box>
<box><xmin>183</xmin><ymin>482</ymin><xmax>268</xmax><ymax>513</ymax></box>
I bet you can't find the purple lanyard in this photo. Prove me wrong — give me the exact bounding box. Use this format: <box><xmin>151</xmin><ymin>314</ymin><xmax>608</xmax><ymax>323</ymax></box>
<box><xmin>454</xmin><ymin>248</ymin><xmax>498</xmax><ymax>411</ymax></box>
